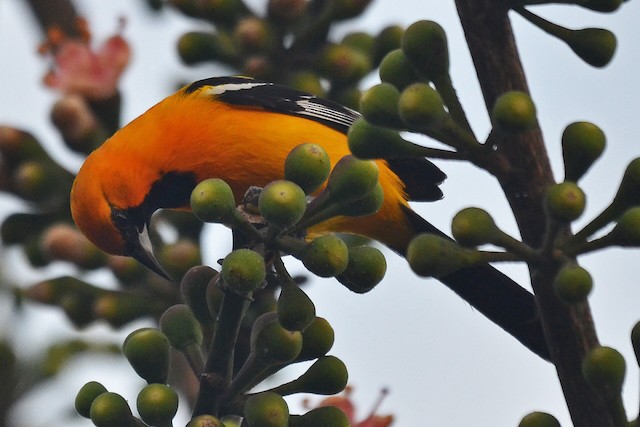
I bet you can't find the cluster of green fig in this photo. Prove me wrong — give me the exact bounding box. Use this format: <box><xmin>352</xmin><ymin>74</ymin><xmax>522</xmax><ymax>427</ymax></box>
<box><xmin>512</xmin><ymin>0</ymin><xmax>623</xmax><ymax>68</ymax></box>
<box><xmin>190</xmin><ymin>143</ymin><xmax>388</xmax><ymax>293</ymax></box>
<box><xmin>75</xmin><ymin>266</ymin><xmax>348</xmax><ymax>426</ymax></box>
<box><xmin>169</xmin><ymin>0</ymin><xmax>404</xmax><ymax>106</ymax></box>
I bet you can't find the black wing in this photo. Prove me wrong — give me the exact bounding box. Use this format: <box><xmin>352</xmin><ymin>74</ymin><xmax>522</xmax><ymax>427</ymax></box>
<box><xmin>185</xmin><ymin>76</ymin><xmax>360</xmax><ymax>134</ymax></box>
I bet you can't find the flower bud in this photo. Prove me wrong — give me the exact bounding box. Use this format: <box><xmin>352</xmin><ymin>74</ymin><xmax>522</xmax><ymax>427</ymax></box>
<box><xmin>554</xmin><ymin>264</ymin><xmax>593</xmax><ymax>303</ymax></box>
<box><xmin>451</xmin><ymin>207</ymin><xmax>499</xmax><ymax>247</ymax></box>
<box><xmin>562</xmin><ymin>121</ymin><xmax>606</xmax><ymax>182</ymax></box>
<box><xmin>401</xmin><ymin>20</ymin><xmax>449</xmax><ymax>80</ymax></box>
<box><xmin>277</xmin><ymin>280</ymin><xmax>316</xmax><ymax>332</ymax></box>
<box><xmin>244</xmin><ymin>391</ymin><xmax>289</xmax><ymax>427</ymax></box>
<box><xmin>491</xmin><ymin>91</ymin><xmax>537</xmax><ymax>133</ymax></box>
<box><xmin>289</xmin><ymin>406</ymin><xmax>349</xmax><ymax>427</ymax></box>
<box><xmin>136</xmin><ymin>383</ymin><xmax>179</xmax><ymax>426</ymax></box>
<box><xmin>302</xmin><ymin>235</ymin><xmax>349</xmax><ymax>277</ymax></box>
<box><xmin>259</xmin><ymin>180</ymin><xmax>307</xmax><ymax>228</ymax></box>
<box><xmin>398</xmin><ymin>82</ymin><xmax>447</xmax><ymax>129</ymax></box>
<box><xmin>327</xmin><ymin>155</ymin><xmax>379</xmax><ymax>203</ymax></box>
<box><xmin>296</xmin><ymin>316</ymin><xmax>335</xmax><ymax>362</ymax></box>
<box><xmin>407</xmin><ymin>234</ymin><xmax>477</xmax><ymax>278</ymax></box>
<box><xmin>251</xmin><ymin>313</ymin><xmax>303</xmax><ymax>364</ymax></box>
<box><xmin>159</xmin><ymin>304</ymin><xmax>203</xmax><ymax>351</ymax></box>
<box><xmin>566</xmin><ymin>28</ymin><xmax>616</xmax><ymax>68</ymax></box>
<box><xmin>379</xmin><ymin>49</ymin><xmax>420</xmax><ymax>90</ymax></box>
<box><xmin>336</xmin><ymin>246</ymin><xmax>386</xmax><ymax>293</ymax></box>
<box><xmin>545</xmin><ymin>182</ymin><xmax>586</xmax><ymax>222</ymax></box>
<box><xmin>518</xmin><ymin>411</ymin><xmax>561</xmax><ymax>427</ymax></box>
<box><xmin>90</xmin><ymin>392</ymin><xmax>135</xmax><ymax>427</ymax></box>
<box><xmin>75</xmin><ymin>381</ymin><xmax>108</xmax><ymax>418</ymax></box>
<box><xmin>359</xmin><ymin>83</ymin><xmax>403</xmax><ymax>128</ymax></box>
<box><xmin>581</xmin><ymin>346</ymin><xmax>626</xmax><ymax>400</ymax></box>
<box><xmin>123</xmin><ymin>328</ymin><xmax>171</xmax><ymax>384</ymax></box>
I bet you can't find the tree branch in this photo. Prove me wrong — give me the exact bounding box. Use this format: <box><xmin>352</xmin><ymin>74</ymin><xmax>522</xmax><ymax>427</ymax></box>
<box><xmin>455</xmin><ymin>1</ymin><xmax>612</xmax><ymax>426</ymax></box>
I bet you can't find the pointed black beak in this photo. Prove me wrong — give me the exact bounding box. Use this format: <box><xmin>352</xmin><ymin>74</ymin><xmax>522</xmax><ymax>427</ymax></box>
<box><xmin>129</xmin><ymin>222</ymin><xmax>172</xmax><ymax>281</ymax></box>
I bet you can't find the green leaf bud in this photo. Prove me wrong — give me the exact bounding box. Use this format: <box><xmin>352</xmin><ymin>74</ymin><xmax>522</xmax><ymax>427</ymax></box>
<box><xmin>379</xmin><ymin>49</ymin><xmax>421</xmax><ymax>90</ymax></box>
<box><xmin>562</xmin><ymin>121</ymin><xmax>606</xmax><ymax>182</ymax></box>
<box><xmin>123</xmin><ymin>328</ymin><xmax>171</xmax><ymax>384</ymax></box>
<box><xmin>251</xmin><ymin>314</ymin><xmax>303</xmax><ymax>364</ymax></box>
<box><xmin>137</xmin><ymin>383</ymin><xmax>179</xmax><ymax>426</ymax></box>
<box><xmin>518</xmin><ymin>411</ymin><xmax>561</xmax><ymax>427</ymax></box>
<box><xmin>401</xmin><ymin>20</ymin><xmax>449</xmax><ymax>80</ymax></box>
<box><xmin>186</xmin><ymin>415</ymin><xmax>226</xmax><ymax>427</ymax></box>
<box><xmin>284</xmin><ymin>143</ymin><xmax>331</xmax><ymax>194</ymax></box>
<box><xmin>336</xmin><ymin>246</ymin><xmax>386</xmax><ymax>293</ymax></box>
<box><xmin>338</xmin><ymin>182</ymin><xmax>384</xmax><ymax>217</ymax></box>
<box><xmin>221</xmin><ymin>249</ymin><xmax>266</xmax><ymax>293</ymax></box>
<box><xmin>407</xmin><ymin>234</ymin><xmax>476</xmax><ymax>277</ymax></box>
<box><xmin>259</xmin><ymin>180</ymin><xmax>307</xmax><ymax>228</ymax></box>
<box><xmin>277</xmin><ymin>279</ymin><xmax>316</xmax><ymax>332</ymax></box>
<box><xmin>554</xmin><ymin>264</ymin><xmax>593</xmax><ymax>303</ymax></box>
<box><xmin>191</xmin><ymin>178</ymin><xmax>237</xmax><ymax>224</ymax></box>
<box><xmin>398</xmin><ymin>82</ymin><xmax>447</xmax><ymax>129</ymax></box>
<box><xmin>75</xmin><ymin>381</ymin><xmax>108</xmax><ymax>418</ymax></box>
<box><xmin>159</xmin><ymin>304</ymin><xmax>203</xmax><ymax>351</ymax></box>
<box><xmin>296</xmin><ymin>316</ymin><xmax>335</xmax><ymax>361</ymax></box>
<box><xmin>288</xmin><ymin>406</ymin><xmax>349</xmax><ymax>427</ymax></box>
<box><xmin>90</xmin><ymin>392</ymin><xmax>135</xmax><ymax>427</ymax></box>
<box><xmin>582</xmin><ymin>346</ymin><xmax>626</xmax><ymax>399</ymax></box>
<box><xmin>359</xmin><ymin>83</ymin><xmax>403</xmax><ymax>128</ymax></box>
<box><xmin>302</xmin><ymin>235</ymin><xmax>349</xmax><ymax>277</ymax></box>
<box><xmin>244</xmin><ymin>392</ymin><xmax>289</xmax><ymax>427</ymax></box>
<box><xmin>545</xmin><ymin>182</ymin><xmax>587</xmax><ymax>222</ymax></box>
<box><xmin>327</xmin><ymin>155</ymin><xmax>379</xmax><ymax>203</ymax></box>
<box><xmin>566</xmin><ymin>28</ymin><xmax>616</xmax><ymax>68</ymax></box>
<box><xmin>491</xmin><ymin>91</ymin><xmax>537</xmax><ymax>133</ymax></box>
<box><xmin>451</xmin><ymin>207</ymin><xmax>499</xmax><ymax>247</ymax></box>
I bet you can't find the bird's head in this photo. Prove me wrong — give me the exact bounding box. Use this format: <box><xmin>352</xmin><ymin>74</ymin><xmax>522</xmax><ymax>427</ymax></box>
<box><xmin>70</xmin><ymin>140</ymin><xmax>197</xmax><ymax>280</ymax></box>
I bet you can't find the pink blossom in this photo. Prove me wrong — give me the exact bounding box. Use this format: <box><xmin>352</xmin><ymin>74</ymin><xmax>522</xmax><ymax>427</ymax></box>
<box><xmin>41</xmin><ymin>18</ymin><xmax>130</xmax><ymax>100</ymax></box>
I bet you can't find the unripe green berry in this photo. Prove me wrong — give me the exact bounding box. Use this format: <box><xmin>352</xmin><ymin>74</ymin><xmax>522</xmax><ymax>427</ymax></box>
<box><xmin>90</xmin><ymin>392</ymin><xmax>135</xmax><ymax>427</ymax></box>
<box><xmin>244</xmin><ymin>392</ymin><xmax>289</xmax><ymax>427</ymax></box>
<box><xmin>137</xmin><ymin>383</ymin><xmax>179</xmax><ymax>426</ymax></box>
<box><xmin>284</xmin><ymin>144</ymin><xmax>331</xmax><ymax>194</ymax></box>
<box><xmin>562</xmin><ymin>121</ymin><xmax>606</xmax><ymax>182</ymax></box>
<box><xmin>348</xmin><ymin>118</ymin><xmax>417</xmax><ymax>159</ymax></box>
<box><xmin>186</xmin><ymin>414</ymin><xmax>225</xmax><ymax>427</ymax></box>
<box><xmin>191</xmin><ymin>178</ymin><xmax>236</xmax><ymax>224</ymax></box>
<box><xmin>292</xmin><ymin>355</ymin><xmax>348</xmax><ymax>395</ymax></box>
<box><xmin>289</xmin><ymin>406</ymin><xmax>349</xmax><ymax>427</ymax></box>
<box><xmin>338</xmin><ymin>182</ymin><xmax>384</xmax><ymax>217</ymax></box>
<box><xmin>320</xmin><ymin>44</ymin><xmax>371</xmax><ymax>83</ymax></box>
<box><xmin>545</xmin><ymin>182</ymin><xmax>586</xmax><ymax>222</ymax></box>
<box><xmin>611</xmin><ymin>158</ymin><xmax>640</xmax><ymax>213</ymax></box>
<box><xmin>341</xmin><ymin>32</ymin><xmax>374</xmax><ymax>57</ymax></box>
<box><xmin>407</xmin><ymin>234</ymin><xmax>475</xmax><ymax>277</ymax></box>
<box><xmin>329</xmin><ymin>0</ymin><xmax>372</xmax><ymax>20</ymax></box>
<box><xmin>277</xmin><ymin>280</ymin><xmax>316</xmax><ymax>332</ymax></box>
<box><xmin>451</xmin><ymin>207</ymin><xmax>499</xmax><ymax>247</ymax></box>
<box><xmin>327</xmin><ymin>155</ymin><xmax>379</xmax><ymax>203</ymax></box>
<box><xmin>181</xmin><ymin>265</ymin><xmax>218</xmax><ymax>323</ymax></box>
<box><xmin>221</xmin><ymin>249</ymin><xmax>266</xmax><ymax>293</ymax></box>
<box><xmin>401</xmin><ymin>20</ymin><xmax>449</xmax><ymax>79</ymax></box>
<box><xmin>159</xmin><ymin>304</ymin><xmax>203</xmax><ymax>351</ymax></box>
<box><xmin>379</xmin><ymin>49</ymin><xmax>421</xmax><ymax>90</ymax></box>
<box><xmin>297</xmin><ymin>316</ymin><xmax>335</xmax><ymax>361</ymax></box>
<box><xmin>359</xmin><ymin>83</ymin><xmax>403</xmax><ymax>128</ymax></box>
<box><xmin>491</xmin><ymin>91</ymin><xmax>537</xmax><ymax>133</ymax></box>
<box><xmin>566</xmin><ymin>28</ymin><xmax>616</xmax><ymax>68</ymax></box>
<box><xmin>123</xmin><ymin>328</ymin><xmax>171</xmax><ymax>384</ymax></box>
<box><xmin>582</xmin><ymin>346</ymin><xmax>626</xmax><ymax>398</ymax></box>
<box><xmin>608</xmin><ymin>207</ymin><xmax>640</xmax><ymax>246</ymax></box>
<box><xmin>554</xmin><ymin>264</ymin><xmax>593</xmax><ymax>303</ymax></box>
<box><xmin>259</xmin><ymin>180</ymin><xmax>307</xmax><ymax>228</ymax></box>
<box><xmin>336</xmin><ymin>246</ymin><xmax>386</xmax><ymax>293</ymax></box>
<box><xmin>186</xmin><ymin>415</ymin><xmax>226</xmax><ymax>427</ymax></box>
<box><xmin>398</xmin><ymin>82</ymin><xmax>447</xmax><ymax>129</ymax></box>
<box><xmin>519</xmin><ymin>411</ymin><xmax>561</xmax><ymax>427</ymax></box>
<box><xmin>251</xmin><ymin>314</ymin><xmax>303</xmax><ymax>364</ymax></box>
<box><xmin>75</xmin><ymin>381</ymin><xmax>108</xmax><ymax>418</ymax></box>
<box><xmin>302</xmin><ymin>235</ymin><xmax>349</xmax><ymax>277</ymax></box>
<box><xmin>373</xmin><ymin>25</ymin><xmax>404</xmax><ymax>63</ymax></box>
<box><xmin>158</xmin><ymin>239</ymin><xmax>202</xmax><ymax>280</ymax></box>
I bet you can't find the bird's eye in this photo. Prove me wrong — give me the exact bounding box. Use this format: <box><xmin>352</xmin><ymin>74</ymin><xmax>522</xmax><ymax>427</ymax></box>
<box><xmin>111</xmin><ymin>208</ymin><xmax>129</xmax><ymax>230</ymax></box>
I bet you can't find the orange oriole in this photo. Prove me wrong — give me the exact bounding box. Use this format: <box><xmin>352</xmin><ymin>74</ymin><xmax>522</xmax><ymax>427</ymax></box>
<box><xmin>71</xmin><ymin>76</ymin><xmax>548</xmax><ymax>359</ymax></box>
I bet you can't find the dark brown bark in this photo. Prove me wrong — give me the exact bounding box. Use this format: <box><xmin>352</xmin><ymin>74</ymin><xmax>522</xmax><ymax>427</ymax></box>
<box><xmin>455</xmin><ymin>1</ymin><xmax>612</xmax><ymax>426</ymax></box>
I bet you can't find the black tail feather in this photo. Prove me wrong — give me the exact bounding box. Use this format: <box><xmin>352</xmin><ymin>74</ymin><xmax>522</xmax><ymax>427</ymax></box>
<box><xmin>402</xmin><ymin>206</ymin><xmax>550</xmax><ymax>361</ymax></box>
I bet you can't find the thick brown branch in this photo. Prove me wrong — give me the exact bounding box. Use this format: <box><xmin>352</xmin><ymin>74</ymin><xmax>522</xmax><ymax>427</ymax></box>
<box><xmin>455</xmin><ymin>1</ymin><xmax>612</xmax><ymax>426</ymax></box>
